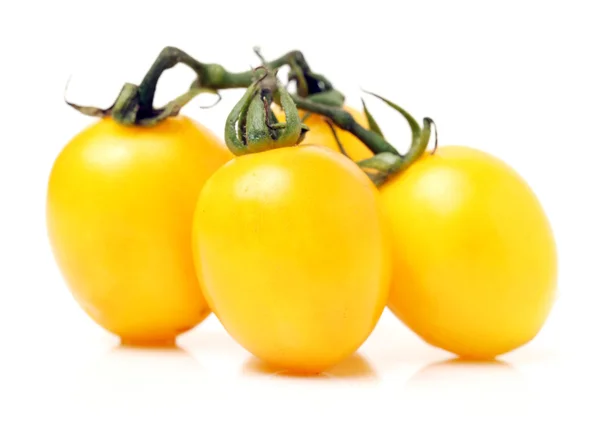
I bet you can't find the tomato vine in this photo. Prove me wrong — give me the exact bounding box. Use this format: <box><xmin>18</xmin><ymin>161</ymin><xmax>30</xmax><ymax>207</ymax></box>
<box><xmin>65</xmin><ymin>46</ymin><xmax>437</xmax><ymax>186</ymax></box>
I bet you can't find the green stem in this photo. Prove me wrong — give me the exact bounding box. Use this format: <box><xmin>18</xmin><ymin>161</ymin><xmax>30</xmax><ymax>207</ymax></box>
<box><xmin>290</xmin><ymin>95</ymin><xmax>400</xmax><ymax>156</ymax></box>
<box><xmin>66</xmin><ymin>47</ymin><xmax>315</xmax><ymax>127</ymax></box>
<box><xmin>137</xmin><ymin>47</ymin><xmax>248</xmax><ymax>117</ymax></box>
<box><xmin>135</xmin><ymin>47</ymin><xmax>305</xmax><ymax>125</ymax></box>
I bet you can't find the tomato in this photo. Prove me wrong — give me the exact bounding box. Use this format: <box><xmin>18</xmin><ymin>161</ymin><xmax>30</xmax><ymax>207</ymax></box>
<box><xmin>380</xmin><ymin>145</ymin><xmax>557</xmax><ymax>359</ymax></box>
<box><xmin>275</xmin><ymin>105</ymin><xmax>373</xmax><ymax>161</ymax></box>
<box><xmin>46</xmin><ymin>116</ymin><xmax>233</xmax><ymax>346</ymax></box>
<box><xmin>192</xmin><ymin>144</ymin><xmax>391</xmax><ymax>373</ymax></box>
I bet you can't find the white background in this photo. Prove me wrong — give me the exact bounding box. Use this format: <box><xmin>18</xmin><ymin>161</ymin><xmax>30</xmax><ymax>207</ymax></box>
<box><xmin>1</xmin><ymin>0</ymin><xmax>599</xmax><ymax>423</ymax></box>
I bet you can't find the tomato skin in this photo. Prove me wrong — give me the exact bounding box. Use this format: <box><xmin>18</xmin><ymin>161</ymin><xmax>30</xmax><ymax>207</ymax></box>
<box><xmin>275</xmin><ymin>105</ymin><xmax>373</xmax><ymax>161</ymax></box>
<box><xmin>380</xmin><ymin>146</ymin><xmax>557</xmax><ymax>359</ymax></box>
<box><xmin>46</xmin><ymin>116</ymin><xmax>233</xmax><ymax>345</ymax></box>
<box><xmin>193</xmin><ymin>145</ymin><xmax>391</xmax><ymax>373</ymax></box>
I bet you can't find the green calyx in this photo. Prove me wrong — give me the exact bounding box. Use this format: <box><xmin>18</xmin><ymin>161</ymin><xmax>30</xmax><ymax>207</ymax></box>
<box><xmin>356</xmin><ymin>91</ymin><xmax>437</xmax><ymax>186</ymax></box>
<box><xmin>225</xmin><ymin>68</ymin><xmax>309</xmax><ymax>156</ymax></box>
<box><xmin>65</xmin><ymin>82</ymin><xmax>210</xmax><ymax>127</ymax></box>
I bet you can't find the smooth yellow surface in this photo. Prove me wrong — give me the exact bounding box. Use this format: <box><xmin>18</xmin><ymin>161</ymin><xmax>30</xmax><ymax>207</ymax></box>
<box><xmin>380</xmin><ymin>146</ymin><xmax>557</xmax><ymax>358</ymax></box>
<box><xmin>47</xmin><ymin>116</ymin><xmax>233</xmax><ymax>345</ymax></box>
<box><xmin>193</xmin><ymin>145</ymin><xmax>391</xmax><ymax>373</ymax></box>
<box><xmin>275</xmin><ymin>105</ymin><xmax>374</xmax><ymax>161</ymax></box>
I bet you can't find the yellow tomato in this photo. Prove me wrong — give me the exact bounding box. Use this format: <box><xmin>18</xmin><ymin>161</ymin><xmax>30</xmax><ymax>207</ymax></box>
<box><xmin>380</xmin><ymin>146</ymin><xmax>557</xmax><ymax>359</ymax></box>
<box><xmin>193</xmin><ymin>144</ymin><xmax>391</xmax><ymax>373</ymax></box>
<box><xmin>274</xmin><ymin>105</ymin><xmax>373</xmax><ymax>161</ymax></box>
<box><xmin>47</xmin><ymin>116</ymin><xmax>233</xmax><ymax>346</ymax></box>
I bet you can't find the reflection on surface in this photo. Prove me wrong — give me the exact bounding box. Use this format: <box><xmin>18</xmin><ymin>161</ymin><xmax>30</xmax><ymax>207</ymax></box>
<box><xmin>241</xmin><ymin>352</ymin><xmax>378</xmax><ymax>380</ymax></box>
<box><xmin>406</xmin><ymin>357</ymin><xmax>526</xmax><ymax>391</ymax></box>
<box><xmin>408</xmin><ymin>357</ymin><xmax>519</xmax><ymax>385</ymax></box>
<box><xmin>71</xmin><ymin>343</ymin><xmax>206</xmax><ymax>414</ymax></box>
<box><xmin>403</xmin><ymin>357</ymin><xmax>530</xmax><ymax>418</ymax></box>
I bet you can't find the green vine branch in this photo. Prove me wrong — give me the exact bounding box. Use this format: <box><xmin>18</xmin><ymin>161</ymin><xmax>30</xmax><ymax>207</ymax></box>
<box><xmin>290</xmin><ymin>95</ymin><xmax>399</xmax><ymax>156</ymax></box>
<box><xmin>65</xmin><ymin>46</ymin><xmax>318</xmax><ymax>127</ymax></box>
<box><xmin>65</xmin><ymin>46</ymin><xmax>435</xmax><ymax>186</ymax></box>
